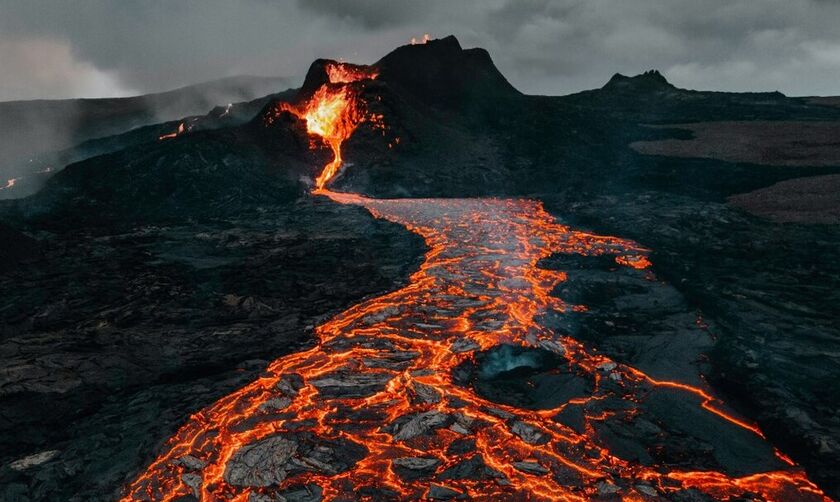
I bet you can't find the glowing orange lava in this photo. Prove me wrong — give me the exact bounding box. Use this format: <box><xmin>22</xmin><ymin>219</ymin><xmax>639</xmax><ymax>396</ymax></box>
<box><xmin>615</xmin><ymin>254</ymin><xmax>652</xmax><ymax>270</ymax></box>
<box><xmin>325</xmin><ymin>62</ymin><xmax>379</xmax><ymax>84</ymax></box>
<box><xmin>411</xmin><ymin>33</ymin><xmax>431</xmax><ymax>45</ymax></box>
<box><xmin>159</xmin><ymin>122</ymin><xmax>186</xmax><ymax>141</ymax></box>
<box><xmin>300</xmin><ymin>86</ymin><xmax>361</xmax><ymax>188</ymax></box>
<box><xmin>273</xmin><ymin>62</ymin><xmax>379</xmax><ymax>189</ymax></box>
<box><xmin>0</xmin><ymin>177</ymin><xmax>18</xmax><ymax>191</ymax></box>
<box><xmin>122</xmin><ymin>191</ymin><xmax>826</xmax><ymax>501</ymax></box>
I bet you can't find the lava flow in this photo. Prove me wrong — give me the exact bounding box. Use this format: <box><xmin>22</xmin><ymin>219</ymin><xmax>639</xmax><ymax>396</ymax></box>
<box><xmin>122</xmin><ymin>188</ymin><xmax>827</xmax><ymax>500</ymax></box>
<box><xmin>271</xmin><ymin>62</ymin><xmax>380</xmax><ymax>189</ymax></box>
<box><xmin>124</xmin><ymin>58</ymin><xmax>826</xmax><ymax>502</ymax></box>
<box><xmin>0</xmin><ymin>177</ymin><xmax>19</xmax><ymax>191</ymax></box>
<box><xmin>159</xmin><ymin>120</ymin><xmax>197</xmax><ymax>141</ymax></box>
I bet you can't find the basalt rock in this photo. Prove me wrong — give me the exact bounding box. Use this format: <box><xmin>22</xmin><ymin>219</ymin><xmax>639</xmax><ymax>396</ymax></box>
<box><xmin>385</xmin><ymin>410</ymin><xmax>451</xmax><ymax>441</ymax></box>
<box><xmin>224</xmin><ymin>436</ymin><xmax>298</xmax><ymax>487</ymax></box>
<box><xmin>310</xmin><ymin>371</ymin><xmax>393</xmax><ymax>399</ymax></box>
<box><xmin>510</xmin><ymin>421</ymin><xmax>549</xmax><ymax>445</ymax></box>
<box><xmin>437</xmin><ymin>454</ymin><xmax>505</xmax><ymax>482</ymax></box>
<box><xmin>225</xmin><ymin>433</ymin><xmax>367</xmax><ymax>488</ymax></box>
<box><xmin>408</xmin><ymin>381</ymin><xmax>442</xmax><ymax>404</ymax></box>
<box><xmin>391</xmin><ymin>457</ymin><xmax>440</xmax><ymax>480</ymax></box>
<box><xmin>512</xmin><ymin>461</ymin><xmax>549</xmax><ymax>476</ymax></box>
<box><xmin>427</xmin><ymin>483</ymin><xmax>465</xmax><ymax>500</ymax></box>
<box><xmin>0</xmin><ymin>222</ymin><xmax>40</xmax><ymax>271</ymax></box>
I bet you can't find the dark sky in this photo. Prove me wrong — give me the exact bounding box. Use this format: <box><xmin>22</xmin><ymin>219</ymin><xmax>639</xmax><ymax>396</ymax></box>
<box><xmin>2</xmin><ymin>0</ymin><xmax>840</xmax><ymax>101</ymax></box>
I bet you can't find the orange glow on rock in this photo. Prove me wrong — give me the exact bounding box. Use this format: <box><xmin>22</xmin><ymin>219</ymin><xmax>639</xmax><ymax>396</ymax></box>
<box><xmin>411</xmin><ymin>33</ymin><xmax>431</xmax><ymax>45</ymax></box>
<box><xmin>271</xmin><ymin>62</ymin><xmax>379</xmax><ymax>189</ymax></box>
<box><xmin>158</xmin><ymin>122</ymin><xmax>185</xmax><ymax>141</ymax></box>
<box><xmin>297</xmin><ymin>86</ymin><xmax>361</xmax><ymax>189</ymax></box>
<box><xmin>0</xmin><ymin>177</ymin><xmax>18</xmax><ymax>191</ymax></box>
<box><xmin>615</xmin><ymin>254</ymin><xmax>652</xmax><ymax>270</ymax></box>
<box><xmin>325</xmin><ymin>62</ymin><xmax>379</xmax><ymax>84</ymax></box>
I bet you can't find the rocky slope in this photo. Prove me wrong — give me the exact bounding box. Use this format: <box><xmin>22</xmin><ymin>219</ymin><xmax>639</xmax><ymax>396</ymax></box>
<box><xmin>0</xmin><ymin>193</ymin><xmax>423</xmax><ymax>502</ymax></box>
<box><xmin>0</xmin><ymin>76</ymin><xmax>296</xmax><ymax>199</ymax></box>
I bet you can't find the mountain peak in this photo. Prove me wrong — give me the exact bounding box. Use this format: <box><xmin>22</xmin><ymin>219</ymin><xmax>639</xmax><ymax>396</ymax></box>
<box><xmin>293</xmin><ymin>36</ymin><xmax>519</xmax><ymax>110</ymax></box>
<box><xmin>373</xmin><ymin>34</ymin><xmax>521</xmax><ymax>105</ymax></box>
<box><xmin>300</xmin><ymin>59</ymin><xmax>334</xmax><ymax>95</ymax></box>
<box><xmin>602</xmin><ymin>69</ymin><xmax>675</xmax><ymax>93</ymax></box>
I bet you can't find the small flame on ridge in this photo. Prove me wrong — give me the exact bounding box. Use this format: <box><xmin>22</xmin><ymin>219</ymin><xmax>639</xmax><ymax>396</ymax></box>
<box><xmin>411</xmin><ymin>33</ymin><xmax>431</xmax><ymax>45</ymax></box>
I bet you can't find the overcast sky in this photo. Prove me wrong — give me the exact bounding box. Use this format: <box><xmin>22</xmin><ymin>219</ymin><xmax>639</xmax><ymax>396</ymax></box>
<box><xmin>2</xmin><ymin>0</ymin><xmax>840</xmax><ymax>101</ymax></box>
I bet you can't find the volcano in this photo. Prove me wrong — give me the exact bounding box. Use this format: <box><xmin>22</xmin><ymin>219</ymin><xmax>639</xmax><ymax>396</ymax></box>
<box><xmin>1</xmin><ymin>36</ymin><xmax>840</xmax><ymax>501</ymax></box>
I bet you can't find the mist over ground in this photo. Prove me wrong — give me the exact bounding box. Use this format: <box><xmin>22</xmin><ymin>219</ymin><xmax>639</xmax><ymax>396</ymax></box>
<box><xmin>0</xmin><ymin>75</ymin><xmax>294</xmax><ymax>194</ymax></box>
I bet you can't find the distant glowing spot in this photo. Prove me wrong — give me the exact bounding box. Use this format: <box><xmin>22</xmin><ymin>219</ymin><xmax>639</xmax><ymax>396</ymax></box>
<box><xmin>0</xmin><ymin>178</ymin><xmax>19</xmax><ymax>191</ymax></box>
<box><xmin>411</xmin><ymin>33</ymin><xmax>431</xmax><ymax>45</ymax></box>
<box><xmin>615</xmin><ymin>254</ymin><xmax>651</xmax><ymax>269</ymax></box>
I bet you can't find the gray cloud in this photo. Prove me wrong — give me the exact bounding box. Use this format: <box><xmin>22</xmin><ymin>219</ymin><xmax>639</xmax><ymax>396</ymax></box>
<box><xmin>293</xmin><ymin>0</ymin><xmax>435</xmax><ymax>28</ymax></box>
<box><xmin>0</xmin><ymin>35</ymin><xmax>137</xmax><ymax>100</ymax></box>
<box><xmin>1</xmin><ymin>0</ymin><xmax>840</xmax><ymax>101</ymax></box>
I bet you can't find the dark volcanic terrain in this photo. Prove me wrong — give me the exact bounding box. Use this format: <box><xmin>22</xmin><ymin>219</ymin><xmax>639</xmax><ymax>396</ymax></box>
<box><xmin>1</xmin><ymin>36</ymin><xmax>839</xmax><ymax>500</ymax></box>
<box><xmin>0</xmin><ymin>75</ymin><xmax>295</xmax><ymax>200</ymax></box>
<box><xmin>0</xmin><ymin>178</ymin><xmax>423</xmax><ymax>501</ymax></box>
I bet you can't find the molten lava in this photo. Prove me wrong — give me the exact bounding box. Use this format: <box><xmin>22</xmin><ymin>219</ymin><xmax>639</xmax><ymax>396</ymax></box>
<box><xmin>325</xmin><ymin>62</ymin><xmax>379</xmax><ymax>84</ymax></box>
<box><xmin>125</xmin><ymin>51</ymin><xmax>827</xmax><ymax>502</ymax></box>
<box><xmin>411</xmin><ymin>33</ymin><xmax>432</xmax><ymax>45</ymax></box>
<box><xmin>0</xmin><ymin>177</ymin><xmax>18</xmax><ymax>191</ymax></box>
<box><xmin>122</xmin><ymin>191</ymin><xmax>826</xmax><ymax>501</ymax></box>
<box><xmin>272</xmin><ymin>62</ymin><xmax>379</xmax><ymax>189</ymax></box>
<box><xmin>158</xmin><ymin>122</ymin><xmax>185</xmax><ymax>140</ymax></box>
<box><xmin>297</xmin><ymin>86</ymin><xmax>361</xmax><ymax>189</ymax></box>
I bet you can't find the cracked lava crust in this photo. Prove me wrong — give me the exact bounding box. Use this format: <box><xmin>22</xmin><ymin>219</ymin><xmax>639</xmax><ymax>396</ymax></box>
<box><xmin>122</xmin><ymin>191</ymin><xmax>826</xmax><ymax>501</ymax></box>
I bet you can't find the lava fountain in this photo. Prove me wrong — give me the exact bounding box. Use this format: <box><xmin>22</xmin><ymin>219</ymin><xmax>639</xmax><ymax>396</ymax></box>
<box><xmin>274</xmin><ymin>62</ymin><xmax>380</xmax><ymax>189</ymax></box>
<box><xmin>0</xmin><ymin>177</ymin><xmax>18</xmax><ymax>191</ymax></box>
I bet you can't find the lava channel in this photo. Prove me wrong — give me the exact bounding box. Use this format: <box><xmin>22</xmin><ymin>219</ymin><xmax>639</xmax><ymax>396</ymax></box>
<box><xmin>122</xmin><ymin>190</ymin><xmax>827</xmax><ymax>501</ymax></box>
<box><xmin>266</xmin><ymin>62</ymin><xmax>382</xmax><ymax>190</ymax></box>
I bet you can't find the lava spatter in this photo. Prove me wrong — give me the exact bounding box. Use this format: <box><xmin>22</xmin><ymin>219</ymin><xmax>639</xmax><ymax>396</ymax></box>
<box><xmin>324</xmin><ymin>62</ymin><xmax>379</xmax><ymax>84</ymax></box>
<box><xmin>122</xmin><ymin>191</ymin><xmax>826</xmax><ymax>501</ymax></box>
<box><xmin>158</xmin><ymin>122</ymin><xmax>186</xmax><ymax>140</ymax></box>
<box><xmin>267</xmin><ymin>62</ymin><xmax>380</xmax><ymax>189</ymax></box>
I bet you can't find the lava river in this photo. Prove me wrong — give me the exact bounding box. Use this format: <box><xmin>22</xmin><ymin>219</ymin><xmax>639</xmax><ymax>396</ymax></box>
<box><xmin>122</xmin><ymin>190</ymin><xmax>827</xmax><ymax>501</ymax></box>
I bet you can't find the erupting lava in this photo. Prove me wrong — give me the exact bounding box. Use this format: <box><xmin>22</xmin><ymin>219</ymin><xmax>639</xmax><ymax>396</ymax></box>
<box><xmin>273</xmin><ymin>62</ymin><xmax>380</xmax><ymax>189</ymax></box>
<box><xmin>123</xmin><ymin>191</ymin><xmax>826</xmax><ymax>501</ymax></box>
<box><xmin>411</xmin><ymin>33</ymin><xmax>432</xmax><ymax>45</ymax></box>
<box><xmin>159</xmin><ymin>121</ymin><xmax>193</xmax><ymax>141</ymax></box>
<box><xmin>325</xmin><ymin>62</ymin><xmax>379</xmax><ymax>84</ymax></box>
<box><xmin>0</xmin><ymin>177</ymin><xmax>18</xmax><ymax>191</ymax></box>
